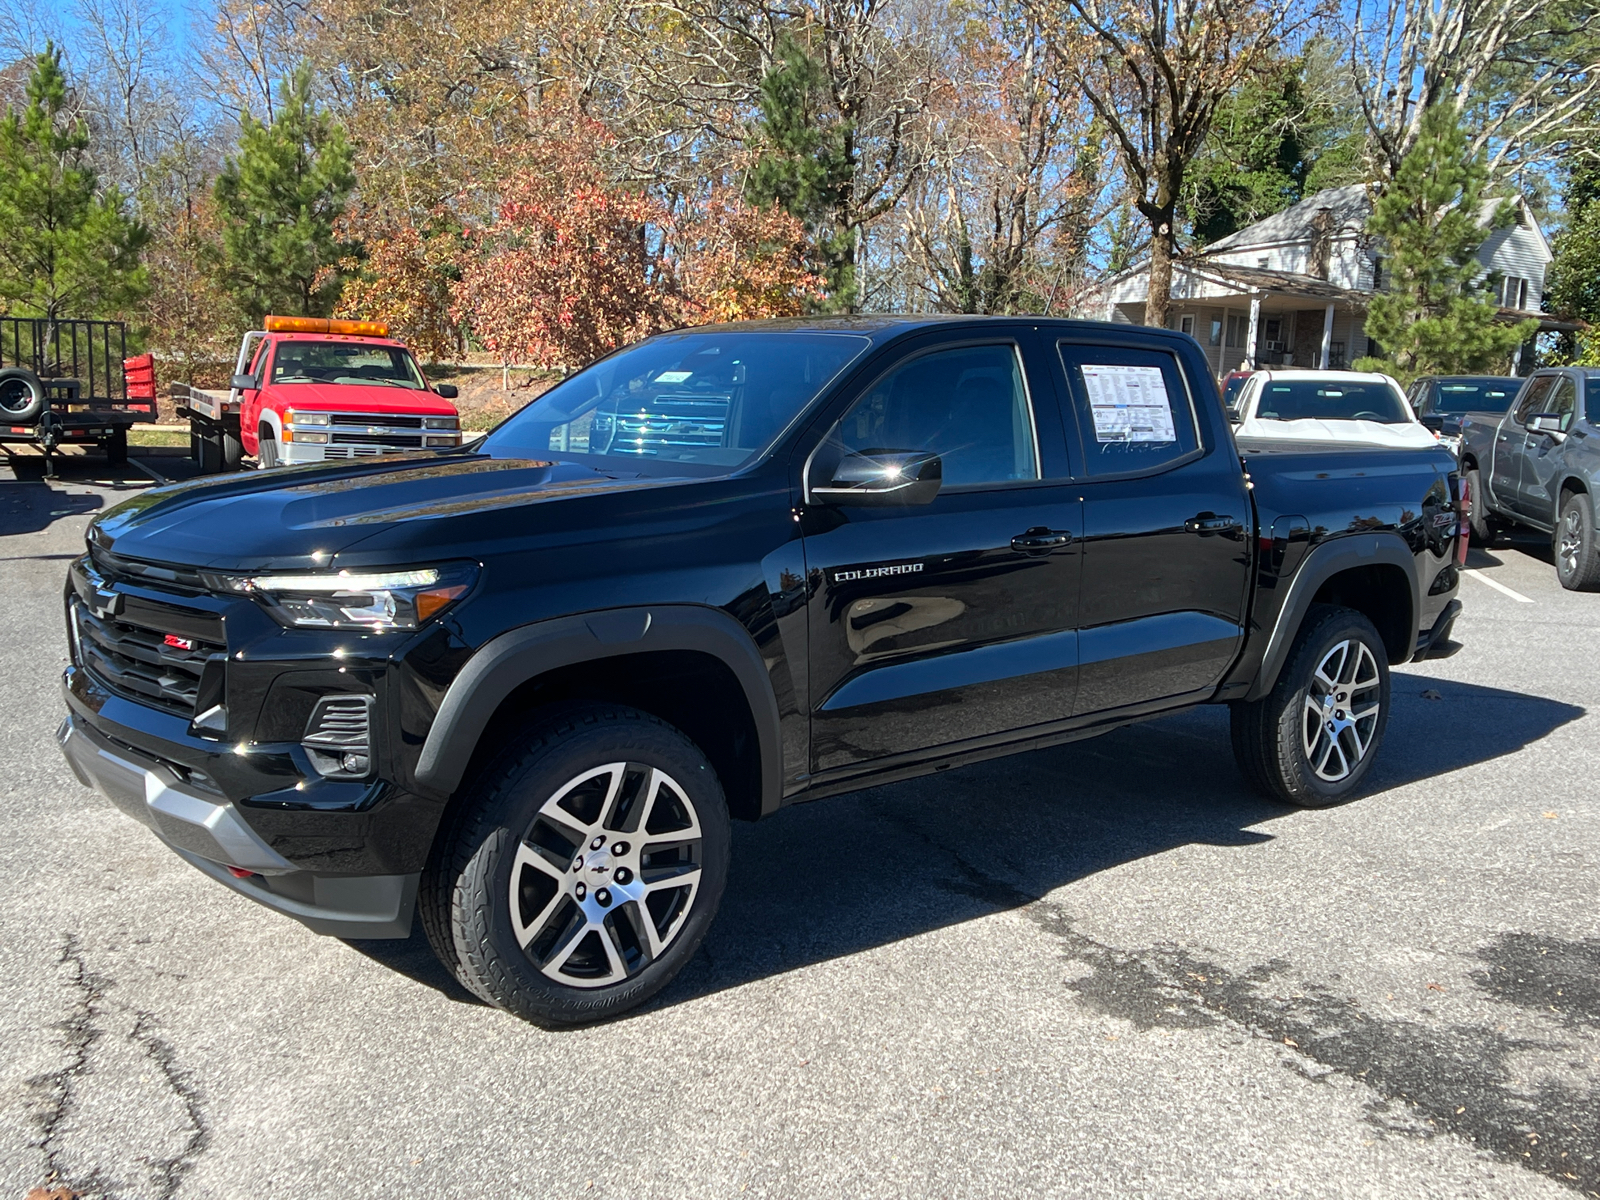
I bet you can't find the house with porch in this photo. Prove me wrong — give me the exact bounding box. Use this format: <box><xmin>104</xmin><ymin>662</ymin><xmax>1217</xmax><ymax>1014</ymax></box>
<box><xmin>1078</xmin><ymin>184</ymin><xmax>1559</xmax><ymax>380</ymax></box>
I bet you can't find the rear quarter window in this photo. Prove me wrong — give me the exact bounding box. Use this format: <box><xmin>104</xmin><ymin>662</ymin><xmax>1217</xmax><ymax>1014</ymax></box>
<box><xmin>1055</xmin><ymin>342</ymin><xmax>1201</xmax><ymax>477</ymax></box>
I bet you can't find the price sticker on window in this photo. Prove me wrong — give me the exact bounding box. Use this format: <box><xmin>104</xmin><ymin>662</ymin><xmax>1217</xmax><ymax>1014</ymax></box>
<box><xmin>1081</xmin><ymin>365</ymin><xmax>1177</xmax><ymax>444</ymax></box>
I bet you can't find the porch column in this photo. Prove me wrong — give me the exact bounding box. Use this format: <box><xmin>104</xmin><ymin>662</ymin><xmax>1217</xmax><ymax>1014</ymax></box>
<box><xmin>1245</xmin><ymin>295</ymin><xmax>1262</xmax><ymax>369</ymax></box>
<box><xmin>1319</xmin><ymin>302</ymin><xmax>1335</xmax><ymax>369</ymax></box>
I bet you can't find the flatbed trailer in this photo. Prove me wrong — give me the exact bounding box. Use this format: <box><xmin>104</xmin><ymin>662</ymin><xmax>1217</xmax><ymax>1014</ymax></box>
<box><xmin>0</xmin><ymin>318</ymin><xmax>155</xmax><ymax>467</ymax></box>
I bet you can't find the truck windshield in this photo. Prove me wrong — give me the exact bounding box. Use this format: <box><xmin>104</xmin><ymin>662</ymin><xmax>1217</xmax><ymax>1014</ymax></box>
<box><xmin>1255</xmin><ymin>380</ymin><xmax>1410</xmax><ymax>424</ymax></box>
<box><xmin>1434</xmin><ymin>378</ymin><xmax>1519</xmax><ymax>414</ymax></box>
<box><xmin>270</xmin><ymin>341</ymin><xmax>426</xmax><ymax>389</ymax></box>
<box><xmin>483</xmin><ymin>330</ymin><xmax>872</xmax><ymax>473</ymax></box>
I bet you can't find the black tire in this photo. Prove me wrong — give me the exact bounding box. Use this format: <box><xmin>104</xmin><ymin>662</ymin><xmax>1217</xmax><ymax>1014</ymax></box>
<box><xmin>1231</xmin><ymin>604</ymin><xmax>1392</xmax><ymax>807</ymax></box>
<box><xmin>1554</xmin><ymin>492</ymin><xmax>1600</xmax><ymax>592</ymax></box>
<box><xmin>0</xmin><ymin>366</ymin><xmax>45</xmax><ymax>423</ymax></box>
<box><xmin>104</xmin><ymin>426</ymin><xmax>127</xmax><ymax>465</ymax></box>
<box><xmin>222</xmin><ymin>425</ymin><xmax>244</xmax><ymax>471</ymax></box>
<box><xmin>198</xmin><ymin>428</ymin><xmax>224</xmax><ymax>473</ymax></box>
<box><xmin>1466</xmin><ymin>467</ymin><xmax>1495</xmax><ymax>543</ymax></box>
<box><xmin>420</xmin><ymin>704</ymin><xmax>730</xmax><ymax>1027</ymax></box>
<box><xmin>257</xmin><ymin>423</ymin><xmax>279</xmax><ymax>468</ymax></box>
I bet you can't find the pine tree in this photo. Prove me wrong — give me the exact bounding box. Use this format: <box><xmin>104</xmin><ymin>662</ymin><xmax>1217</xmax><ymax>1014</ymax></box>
<box><xmin>744</xmin><ymin>33</ymin><xmax>856</xmax><ymax>311</ymax></box>
<box><xmin>1355</xmin><ymin>105</ymin><xmax>1537</xmax><ymax>381</ymax></box>
<box><xmin>214</xmin><ymin>65</ymin><xmax>355</xmax><ymax>322</ymax></box>
<box><xmin>0</xmin><ymin>45</ymin><xmax>149</xmax><ymax>323</ymax></box>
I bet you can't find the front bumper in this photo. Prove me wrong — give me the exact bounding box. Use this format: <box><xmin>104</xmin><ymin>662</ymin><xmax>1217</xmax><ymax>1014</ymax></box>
<box><xmin>59</xmin><ymin>708</ymin><xmax>418</xmax><ymax>938</ymax></box>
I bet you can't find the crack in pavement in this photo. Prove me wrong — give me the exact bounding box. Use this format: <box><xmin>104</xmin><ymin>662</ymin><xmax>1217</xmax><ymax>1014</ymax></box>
<box><xmin>29</xmin><ymin>934</ymin><xmax>111</xmax><ymax>1199</ymax></box>
<box><xmin>892</xmin><ymin>813</ymin><xmax>1600</xmax><ymax>1197</ymax></box>
<box><xmin>26</xmin><ymin>935</ymin><xmax>212</xmax><ymax>1200</ymax></box>
<box><xmin>128</xmin><ymin>1011</ymin><xmax>212</xmax><ymax>1200</ymax></box>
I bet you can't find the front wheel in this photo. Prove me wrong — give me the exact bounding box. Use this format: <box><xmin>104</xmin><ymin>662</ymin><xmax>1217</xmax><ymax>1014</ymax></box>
<box><xmin>257</xmin><ymin>423</ymin><xmax>279</xmax><ymax>468</ymax></box>
<box><xmin>421</xmin><ymin>704</ymin><xmax>730</xmax><ymax>1027</ymax></box>
<box><xmin>1554</xmin><ymin>493</ymin><xmax>1600</xmax><ymax>591</ymax></box>
<box><xmin>1466</xmin><ymin>467</ymin><xmax>1497</xmax><ymax>543</ymax></box>
<box><xmin>1231</xmin><ymin>604</ymin><xmax>1391</xmax><ymax>807</ymax></box>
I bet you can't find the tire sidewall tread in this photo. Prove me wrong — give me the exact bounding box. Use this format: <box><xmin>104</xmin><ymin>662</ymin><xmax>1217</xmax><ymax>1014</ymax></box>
<box><xmin>422</xmin><ymin>704</ymin><xmax>730</xmax><ymax>1027</ymax></box>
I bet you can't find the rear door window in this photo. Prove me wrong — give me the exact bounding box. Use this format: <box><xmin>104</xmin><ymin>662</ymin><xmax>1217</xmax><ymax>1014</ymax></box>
<box><xmin>1055</xmin><ymin>342</ymin><xmax>1201</xmax><ymax>476</ymax></box>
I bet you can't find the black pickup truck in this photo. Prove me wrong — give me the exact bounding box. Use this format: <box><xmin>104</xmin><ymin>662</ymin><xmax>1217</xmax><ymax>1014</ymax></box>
<box><xmin>57</xmin><ymin>317</ymin><xmax>1465</xmax><ymax>1026</ymax></box>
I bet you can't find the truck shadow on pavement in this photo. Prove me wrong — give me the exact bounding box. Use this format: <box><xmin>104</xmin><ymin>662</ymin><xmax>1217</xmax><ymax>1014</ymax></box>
<box><xmin>662</xmin><ymin>672</ymin><xmax>1582</xmax><ymax>1009</ymax></box>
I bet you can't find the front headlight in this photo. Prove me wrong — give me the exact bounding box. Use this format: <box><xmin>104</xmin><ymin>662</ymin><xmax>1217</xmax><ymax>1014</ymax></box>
<box><xmin>290</xmin><ymin>410</ymin><xmax>331</xmax><ymax>426</ymax></box>
<box><xmin>423</xmin><ymin>416</ymin><xmax>459</xmax><ymax>430</ymax></box>
<box><xmin>203</xmin><ymin>564</ymin><xmax>477</xmax><ymax>630</ymax></box>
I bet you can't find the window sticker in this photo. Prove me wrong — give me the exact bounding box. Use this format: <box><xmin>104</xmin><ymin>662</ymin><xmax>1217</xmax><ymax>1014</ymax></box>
<box><xmin>1080</xmin><ymin>364</ymin><xmax>1177</xmax><ymax>444</ymax></box>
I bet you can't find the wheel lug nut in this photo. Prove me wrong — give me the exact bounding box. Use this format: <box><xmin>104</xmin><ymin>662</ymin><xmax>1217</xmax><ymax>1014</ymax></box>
<box><xmin>590</xmin><ymin>835</ymin><xmax>605</xmax><ymax>850</ymax></box>
<box><xmin>612</xmin><ymin>841</ymin><xmax>629</xmax><ymax>856</ymax></box>
<box><xmin>575</xmin><ymin>882</ymin><xmax>587</xmax><ymax>900</ymax></box>
<box><xmin>595</xmin><ymin>888</ymin><xmax>611</xmax><ymax>906</ymax></box>
<box><xmin>614</xmin><ymin>867</ymin><xmax>633</xmax><ymax>885</ymax></box>
<box><xmin>573</xmin><ymin>856</ymin><xmax>584</xmax><ymax>872</ymax></box>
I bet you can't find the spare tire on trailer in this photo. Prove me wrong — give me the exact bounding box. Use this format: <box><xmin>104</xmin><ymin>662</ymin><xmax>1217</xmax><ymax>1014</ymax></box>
<box><xmin>0</xmin><ymin>366</ymin><xmax>45</xmax><ymax>423</ymax></box>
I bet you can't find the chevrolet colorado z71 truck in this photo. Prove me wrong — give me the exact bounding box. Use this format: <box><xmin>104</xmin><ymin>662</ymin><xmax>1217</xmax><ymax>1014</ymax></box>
<box><xmin>1458</xmin><ymin>367</ymin><xmax>1600</xmax><ymax>590</ymax></box>
<box><xmin>57</xmin><ymin>317</ymin><xmax>1465</xmax><ymax>1026</ymax></box>
<box><xmin>171</xmin><ymin>316</ymin><xmax>462</xmax><ymax>473</ymax></box>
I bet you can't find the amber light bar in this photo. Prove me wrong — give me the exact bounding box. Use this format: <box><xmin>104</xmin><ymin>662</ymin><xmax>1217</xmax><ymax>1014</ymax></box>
<box><xmin>263</xmin><ymin>315</ymin><xmax>390</xmax><ymax>337</ymax></box>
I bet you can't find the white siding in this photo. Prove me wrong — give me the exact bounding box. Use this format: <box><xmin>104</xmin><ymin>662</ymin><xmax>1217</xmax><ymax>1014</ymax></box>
<box><xmin>1478</xmin><ymin>223</ymin><xmax>1550</xmax><ymax>310</ymax></box>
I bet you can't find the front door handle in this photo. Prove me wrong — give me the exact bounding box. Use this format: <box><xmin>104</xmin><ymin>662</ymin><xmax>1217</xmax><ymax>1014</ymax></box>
<box><xmin>1185</xmin><ymin>513</ymin><xmax>1242</xmax><ymax>537</ymax></box>
<box><xmin>1011</xmin><ymin>527</ymin><xmax>1072</xmax><ymax>554</ymax></box>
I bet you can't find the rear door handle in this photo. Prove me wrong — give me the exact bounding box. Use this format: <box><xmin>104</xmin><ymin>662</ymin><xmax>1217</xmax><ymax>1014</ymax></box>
<box><xmin>1011</xmin><ymin>527</ymin><xmax>1072</xmax><ymax>554</ymax></box>
<box><xmin>1185</xmin><ymin>513</ymin><xmax>1241</xmax><ymax>537</ymax></box>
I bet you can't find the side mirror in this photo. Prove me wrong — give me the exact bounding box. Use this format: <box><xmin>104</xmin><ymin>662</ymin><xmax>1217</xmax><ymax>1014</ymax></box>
<box><xmin>231</xmin><ymin>373</ymin><xmax>258</xmax><ymax>391</ymax></box>
<box><xmin>1528</xmin><ymin>413</ymin><xmax>1564</xmax><ymax>435</ymax></box>
<box><xmin>434</xmin><ymin>383</ymin><xmax>459</xmax><ymax>399</ymax></box>
<box><xmin>813</xmin><ymin>451</ymin><xmax>942</xmax><ymax>507</ymax></box>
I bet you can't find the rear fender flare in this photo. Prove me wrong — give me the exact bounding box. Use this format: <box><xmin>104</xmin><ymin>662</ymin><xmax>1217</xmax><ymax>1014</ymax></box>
<box><xmin>1245</xmin><ymin>533</ymin><xmax>1420</xmax><ymax>702</ymax></box>
<box><xmin>414</xmin><ymin>604</ymin><xmax>783</xmax><ymax>816</ymax></box>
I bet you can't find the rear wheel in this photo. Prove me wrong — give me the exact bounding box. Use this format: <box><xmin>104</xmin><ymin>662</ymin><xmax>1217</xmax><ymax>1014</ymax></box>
<box><xmin>421</xmin><ymin>704</ymin><xmax>730</xmax><ymax>1027</ymax></box>
<box><xmin>1554</xmin><ymin>493</ymin><xmax>1600</xmax><ymax>591</ymax></box>
<box><xmin>1231</xmin><ymin>604</ymin><xmax>1391</xmax><ymax>807</ymax></box>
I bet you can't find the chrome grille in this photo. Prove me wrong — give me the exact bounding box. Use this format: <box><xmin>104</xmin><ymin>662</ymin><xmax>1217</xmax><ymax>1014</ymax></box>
<box><xmin>332</xmin><ymin>413</ymin><xmax>424</xmax><ymax>429</ymax></box>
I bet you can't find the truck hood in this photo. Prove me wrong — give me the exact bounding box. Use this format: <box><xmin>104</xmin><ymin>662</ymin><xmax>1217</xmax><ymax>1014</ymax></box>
<box><xmin>89</xmin><ymin>453</ymin><xmax>673</xmax><ymax>570</ymax></box>
<box><xmin>1237</xmin><ymin>416</ymin><xmax>1441</xmax><ymax>450</ymax></box>
<box><xmin>268</xmin><ymin>382</ymin><xmax>458</xmax><ymax>415</ymax></box>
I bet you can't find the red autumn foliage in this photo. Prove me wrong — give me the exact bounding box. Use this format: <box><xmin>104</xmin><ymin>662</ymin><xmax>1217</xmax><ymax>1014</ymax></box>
<box><xmin>452</xmin><ymin>127</ymin><xmax>823</xmax><ymax>371</ymax></box>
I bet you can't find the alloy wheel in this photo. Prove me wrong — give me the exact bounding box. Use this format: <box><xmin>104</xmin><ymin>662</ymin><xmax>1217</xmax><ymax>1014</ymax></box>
<box><xmin>508</xmin><ymin>762</ymin><xmax>703</xmax><ymax>988</ymax></box>
<box><xmin>1558</xmin><ymin>509</ymin><xmax>1583</xmax><ymax>578</ymax></box>
<box><xmin>1301</xmin><ymin>639</ymin><xmax>1382</xmax><ymax>783</ymax></box>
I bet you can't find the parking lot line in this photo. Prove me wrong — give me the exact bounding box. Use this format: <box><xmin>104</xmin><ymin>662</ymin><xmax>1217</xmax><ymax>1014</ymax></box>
<box><xmin>1464</xmin><ymin>568</ymin><xmax>1534</xmax><ymax>604</ymax></box>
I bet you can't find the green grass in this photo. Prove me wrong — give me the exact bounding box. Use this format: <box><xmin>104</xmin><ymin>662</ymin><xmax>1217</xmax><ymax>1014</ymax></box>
<box><xmin>128</xmin><ymin>427</ymin><xmax>190</xmax><ymax>447</ymax></box>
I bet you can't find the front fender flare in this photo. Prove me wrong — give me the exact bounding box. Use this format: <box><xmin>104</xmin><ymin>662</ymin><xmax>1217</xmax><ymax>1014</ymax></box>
<box><xmin>414</xmin><ymin>604</ymin><xmax>783</xmax><ymax>816</ymax></box>
<box><xmin>1245</xmin><ymin>532</ymin><xmax>1420</xmax><ymax>702</ymax></box>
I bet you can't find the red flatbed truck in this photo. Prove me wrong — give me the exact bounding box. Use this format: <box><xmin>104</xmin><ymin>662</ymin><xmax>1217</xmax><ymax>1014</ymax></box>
<box><xmin>171</xmin><ymin>315</ymin><xmax>462</xmax><ymax>472</ymax></box>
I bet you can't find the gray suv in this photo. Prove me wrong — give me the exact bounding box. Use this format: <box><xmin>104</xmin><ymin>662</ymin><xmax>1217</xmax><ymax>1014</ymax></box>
<box><xmin>1458</xmin><ymin>367</ymin><xmax>1600</xmax><ymax>590</ymax></box>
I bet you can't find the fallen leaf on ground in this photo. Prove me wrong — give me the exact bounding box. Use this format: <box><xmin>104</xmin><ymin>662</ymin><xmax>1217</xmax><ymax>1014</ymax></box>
<box><xmin>1427</xmin><ymin>982</ymin><xmax>1445</xmax><ymax>992</ymax></box>
<box><xmin>1542</xmin><ymin>812</ymin><xmax>1559</xmax><ymax>819</ymax></box>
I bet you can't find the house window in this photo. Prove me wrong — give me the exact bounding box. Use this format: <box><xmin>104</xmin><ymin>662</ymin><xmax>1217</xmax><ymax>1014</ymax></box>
<box><xmin>1226</xmin><ymin>315</ymin><xmax>1243</xmax><ymax>348</ymax></box>
<box><xmin>1209</xmin><ymin>319</ymin><xmax>1223</xmax><ymax>346</ymax></box>
<box><xmin>1179</xmin><ymin>315</ymin><xmax>1196</xmax><ymax>337</ymax></box>
<box><xmin>1498</xmin><ymin>276</ymin><xmax>1528</xmax><ymax>309</ymax></box>
<box><xmin>1329</xmin><ymin>341</ymin><xmax>1346</xmax><ymax>369</ymax></box>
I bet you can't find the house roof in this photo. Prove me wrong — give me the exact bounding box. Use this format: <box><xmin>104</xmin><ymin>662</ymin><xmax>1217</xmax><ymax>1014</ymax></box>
<box><xmin>1202</xmin><ymin>185</ymin><xmax>1370</xmax><ymax>253</ymax></box>
<box><xmin>1188</xmin><ymin>262</ymin><xmax>1367</xmax><ymax>303</ymax></box>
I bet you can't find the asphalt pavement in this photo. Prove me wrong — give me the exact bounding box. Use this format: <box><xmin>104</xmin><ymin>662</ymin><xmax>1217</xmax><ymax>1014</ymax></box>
<box><xmin>2</xmin><ymin>446</ymin><xmax>1596</xmax><ymax>1200</ymax></box>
